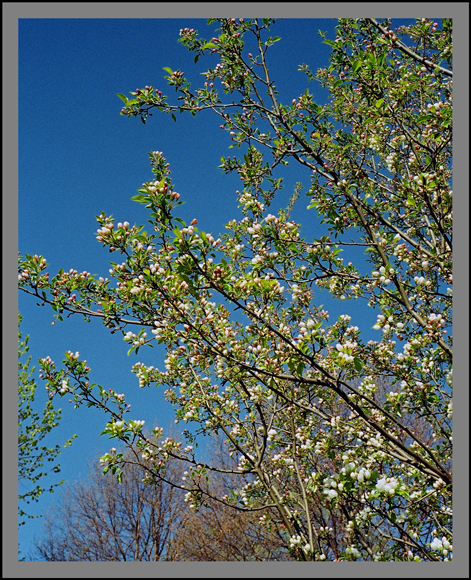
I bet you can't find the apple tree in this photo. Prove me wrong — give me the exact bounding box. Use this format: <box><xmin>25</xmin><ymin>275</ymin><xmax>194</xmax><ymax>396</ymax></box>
<box><xmin>19</xmin><ymin>18</ymin><xmax>452</xmax><ymax>561</ymax></box>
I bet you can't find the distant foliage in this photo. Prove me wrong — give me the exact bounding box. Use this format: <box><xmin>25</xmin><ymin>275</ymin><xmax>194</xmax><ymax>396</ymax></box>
<box><xmin>18</xmin><ymin>312</ymin><xmax>76</xmax><ymax>528</ymax></box>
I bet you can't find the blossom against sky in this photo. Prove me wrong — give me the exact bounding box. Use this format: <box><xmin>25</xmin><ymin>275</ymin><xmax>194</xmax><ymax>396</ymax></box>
<box><xmin>18</xmin><ymin>17</ymin><xmax>339</xmax><ymax>556</ymax></box>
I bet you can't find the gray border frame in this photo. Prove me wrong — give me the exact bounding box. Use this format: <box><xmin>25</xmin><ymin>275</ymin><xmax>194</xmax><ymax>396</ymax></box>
<box><xmin>5</xmin><ymin>2</ymin><xmax>469</xmax><ymax>578</ymax></box>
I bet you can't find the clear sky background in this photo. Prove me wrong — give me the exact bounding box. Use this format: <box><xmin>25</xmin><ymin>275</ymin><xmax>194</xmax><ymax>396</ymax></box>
<box><xmin>16</xmin><ymin>15</ymin><xmax>432</xmax><ymax>559</ymax></box>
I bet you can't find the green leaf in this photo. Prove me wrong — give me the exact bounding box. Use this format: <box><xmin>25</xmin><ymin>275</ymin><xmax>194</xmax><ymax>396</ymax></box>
<box><xmin>171</xmin><ymin>113</ymin><xmax>177</xmax><ymax>122</ymax></box>
<box><xmin>266</xmin><ymin>36</ymin><xmax>281</xmax><ymax>47</ymax></box>
<box><xmin>117</xmin><ymin>93</ymin><xmax>128</xmax><ymax>104</ymax></box>
<box><xmin>375</xmin><ymin>98</ymin><xmax>384</xmax><ymax>109</ymax></box>
<box><xmin>354</xmin><ymin>357</ymin><xmax>363</xmax><ymax>372</ymax></box>
<box><xmin>131</xmin><ymin>194</ymin><xmax>148</xmax><ymax>203</ymax></box>
<box><xmin>163</xmin><ymin>67</ymin><xmax>173</xmax><ymax>75</ymax></box>
<box><xmin>352</xmin><ymin>60</ymin><xmax>362</xmax><ymax>74</ymax></box>
<box><xmin>202</xmin><ymin>42</ymin><xmax>216</xmax><ymax>49</ymax></box>
<box><xmin>296</xmin><ymin>362</ymin><xmax>305</xmax><ymax>376</ymax></box>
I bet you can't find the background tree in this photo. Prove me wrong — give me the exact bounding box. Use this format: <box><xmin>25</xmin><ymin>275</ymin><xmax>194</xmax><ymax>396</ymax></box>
<box><xmin>33</xmin><ymin>439</ymin><xmax>184</xmax><ymax>561</ymax></box>
<box><xmin>19</xmin><ymin>18</ymin><xmax>453</xmax><ymax>561</ymax></box>
<box><xmin>18</xmin><ymin>312</ymin><xmax>76</xmax><ymax>528</ymax></box>
<box><xmin>33</xmin><ymin>437</ymin><xmax>292</xmax><ymax>561</ymax></box>
<box><xmin>171</xmin><ymin>436</ymin><xmax>293</xmax><ymax>561</ymax></box>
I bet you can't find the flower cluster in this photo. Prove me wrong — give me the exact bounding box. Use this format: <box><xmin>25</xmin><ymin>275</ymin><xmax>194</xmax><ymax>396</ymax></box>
<box><xmin>375</xmin><ymin>477</ymin><xmax>399</xmax><ymax>496</ymax></box>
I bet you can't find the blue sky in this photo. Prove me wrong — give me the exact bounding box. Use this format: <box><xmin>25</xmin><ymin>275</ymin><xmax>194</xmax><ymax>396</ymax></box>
<box><xmin>18</xmin><ymin>17</ymin><xmax>405</xmax><ymax>557</ymax></box>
